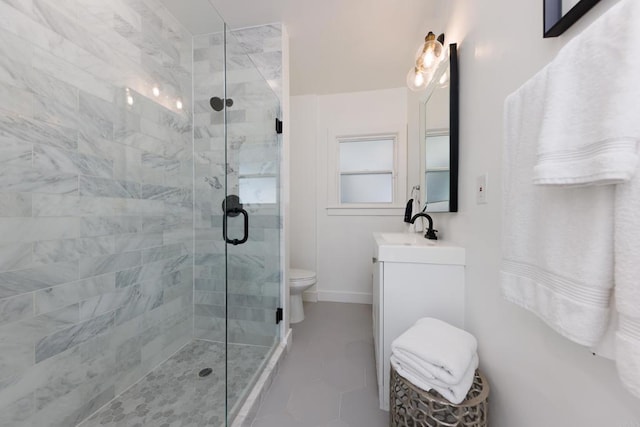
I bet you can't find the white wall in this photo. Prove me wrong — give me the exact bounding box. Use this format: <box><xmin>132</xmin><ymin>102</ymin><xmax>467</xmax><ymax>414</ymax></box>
<box><xmin>290</xmin><ymin>95</ymin><xmax>318</xmax><ymax>282</ymax></box>
<box><xmin>290</xmin><ymin>88</ymin><xmax>409</xmax><ymax>303</ymax></box>
<box><xmin>434</xmin><ymin>0</ymin><xmax>640</xmax><ymax>425</ymax></box>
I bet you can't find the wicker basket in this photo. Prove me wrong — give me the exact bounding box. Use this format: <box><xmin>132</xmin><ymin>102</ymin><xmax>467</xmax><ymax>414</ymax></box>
<box><xmin>390</xmin><ymin>365</ymin><xmax>489</xmax><ymax>427</ymax></box>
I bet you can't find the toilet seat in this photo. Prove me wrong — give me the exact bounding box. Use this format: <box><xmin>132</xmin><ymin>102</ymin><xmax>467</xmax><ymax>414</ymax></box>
<box><xmin>290</xmin><ymin>269</ymin><xmax>316</xmax><ymax>287</ymax></box>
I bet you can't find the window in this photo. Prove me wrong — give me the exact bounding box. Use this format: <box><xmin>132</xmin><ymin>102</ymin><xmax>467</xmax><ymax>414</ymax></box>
<box><xmin>424</xmin><ymin>130</ymin><xmax>449</xmax><ymax>210</ymax></box>
<box><xmin>238</xmin><ymin>144</ymin><xmax>278</xmax><ymax>204</ymax></box>
<box><xmin>339</xmin><ymin>138</ymin><xmax>394</xmax><ymax>203</ymax></box>
<box><xmin>327</xmin><ymin>125</ymin><xmax>407</xmax><ymax>215</ymax></box>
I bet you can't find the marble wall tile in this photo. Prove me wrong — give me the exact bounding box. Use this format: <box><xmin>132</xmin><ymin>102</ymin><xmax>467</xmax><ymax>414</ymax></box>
<box><xmin>0</xmin><ymin>262</ymin><xmax>79</xmax><ymax>299</ymax></box>
<box><xmin>0</xmin><ymin>304</ymin><xmax>80</xmax><ymax>378</ymax></box>
<box><xmin>0</xmin><ymin>111</ymin><xmax>77</xmax><ymax>151</ymax></box>
<box><xmin>79</xmin><ymin>285</ymin><xmax>137</xmax><ymax>321</ymax></box>
<box><xmin>142</xmin><ymin>243</ymin><xmax>186</xmax><ymax>263</ymax></box>
<box><xmin>162</xmin><ymin>268</ymin><xmax>192</xmax><ymax>303</ymax></box>
<box><xmin>31</xmin><ymin>37</ymin><xmax>116</xmax><ymax>104</ymax></box>
<box><xmin>0</xmin><ymin>242</ymin><xmax>33</xmax><ymax>272</ymax></box>
<box><xmin>0</xmin><ymin>193</ymin><xmax>31</xmax><ymax>217</ymax></box>
<box><xmin>80</xmin><ymin>216</ymin><xmax>141</xmax><ymax>237</ymax></box>
<box><xmin>32</xmin><ymin>340</ymin><xmax>115</xmax><ymax>412</ymax></box>
<box><xmin>0</xmin><ymin>165</ymin><xmax>78</xmax><ymax>195</ymax></box>
<box><xmin>141</xmin><ymin>183</ymin><xmax>192</xmax><ymax>204</ymax></box>
<box><xmin>33</xmin><ymin>144</ymin><xmax>114</xmax><ymax>179</ymax></box>
<box><xmin>114</xmin><ymin>284</ymin><xmax>163</xmax><ymax>326</ymax></box>
<box><xmin>34</xmin><ymin>195</ymin><xmax>113</xmax><ymax>217</ymax></box>
<box><xmin>79</xmin><ymin>175</ymin><xmax>141</xmax><ymax>199</ymax></box>
<box><xmin>0</xmin><ymin>80</ymin><xmax>34</xmax><ymax>118</ymax></box>
<box><xmin>0</xmin><ymin>294</ymin><xmax>33</xmax><ymax>327</ymax></box>
<box><xmin>59</xmin><ymin>385</ymin><xmax>115</xmax><ymax>427</ymax></box>
<box><xmin>34</xmin><ymin>273</ymin><xmax>116</xmax><ymax>316</ymax></box>
<box><xmin>33</xmin><ymin>236</ymin><xmax>114</xmax><ymax>265</ymax></box>
<box><xmin>115</xmin><ymin>254</ymin><xmax>190</xmax><ymax>288</ymax></box>
<box><xmin>79</xmin><ymin>251</ymin><xmax>142</xmax><ymax>279</ymax></box>
<box><xmin>35</xmin><ymin>311</ymin><xmax>114</xmax><ymax>363</ymax></box>
<box><xmin>78</xmin><ymin>91</ymin><xmax>116</xmax><ymax>140</ymax></box>
<box><xmin>114</xmin><ymin>232</ymin><xmax>162</xmax><ymax>252</ymax></box>
<box><xmin>0</xmin><ymin>391</ymin><xmax>33</xmax><ymax>426</ymax></box>
<box><xmin>115</xmin><ymin>334</ymin><xmax>141</xmax><ymax>372</ymax></box>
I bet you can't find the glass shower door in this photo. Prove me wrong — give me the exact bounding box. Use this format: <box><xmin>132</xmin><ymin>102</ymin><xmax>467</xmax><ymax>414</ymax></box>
<box><xmin>222</xmin><ymin>27</ymin><xmax>282</xmax><ymax>423</ymax></box>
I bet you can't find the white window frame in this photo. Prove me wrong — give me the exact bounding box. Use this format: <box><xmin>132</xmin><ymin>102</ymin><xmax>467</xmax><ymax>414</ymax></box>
<box><xmin>327</xmin><ymin>124</ymin><xmax>407</xmax><ymax>216</ymax></box>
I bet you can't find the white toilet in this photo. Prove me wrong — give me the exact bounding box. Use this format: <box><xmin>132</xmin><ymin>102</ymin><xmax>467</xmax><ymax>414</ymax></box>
<box><xmin>289</xmin><ymin>269</ymin><xmax>316</xmax><ymax>324</ymax></box>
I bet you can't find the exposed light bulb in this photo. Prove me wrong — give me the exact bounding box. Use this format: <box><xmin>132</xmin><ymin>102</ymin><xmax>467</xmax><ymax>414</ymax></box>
<box><xmin>176</xmin><ymin>99</ymin><xmax>183</xmax><ymax>110</ymax></box>
<box><xmin>415</xmin><ymin>32</ymin><xmax>444</xmax><ymax>73</ymax></box>
<box><xmin>421</xmin><ymin>49</ymin><xmax>436</xmax><ymax>69</ymax></box>
<box><xmin>406</xmin><ymin>67</ymin><xmax>429</xmax><ymax>92</ymax></box>
<box><xmin>152</xmin><ymin>86</ymin><xmax>160</xmax><ymax>97</ymax></box>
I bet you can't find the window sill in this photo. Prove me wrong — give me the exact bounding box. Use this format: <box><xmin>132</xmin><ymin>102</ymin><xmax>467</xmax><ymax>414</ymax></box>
<box><xmin>326</xmin><ymin>205</ymin><xmax>405</xmax><ymax>216</ymax></box>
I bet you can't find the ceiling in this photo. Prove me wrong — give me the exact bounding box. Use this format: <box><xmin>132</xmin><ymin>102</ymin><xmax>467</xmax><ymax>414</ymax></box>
<box><xmin>161</xmin><ymin>0</ymin><xmax>444</xmax><ymax>95</ymax></box>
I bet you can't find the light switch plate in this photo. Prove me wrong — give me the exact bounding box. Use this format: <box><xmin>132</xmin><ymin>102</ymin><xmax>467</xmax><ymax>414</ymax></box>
<box><xmin>476</xmin><ymin>173</ymin><xmax>488</xmax><ymax>204</ymax></box>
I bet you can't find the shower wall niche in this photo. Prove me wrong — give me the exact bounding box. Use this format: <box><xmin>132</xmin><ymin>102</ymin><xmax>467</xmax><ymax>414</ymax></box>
<box><xmin>0</xmin><ymin>1</ymin><xmax>194</xmax><ymax>425</ymax></box>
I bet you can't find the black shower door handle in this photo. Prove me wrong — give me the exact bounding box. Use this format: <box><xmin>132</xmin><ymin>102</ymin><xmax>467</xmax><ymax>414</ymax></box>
<box><xmin>223</xmin><ymin>207</ymin><xmax>249</xmax><ymax>246</ymax></box>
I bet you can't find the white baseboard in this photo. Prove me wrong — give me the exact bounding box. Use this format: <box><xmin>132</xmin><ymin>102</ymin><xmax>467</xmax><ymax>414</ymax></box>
<box><xmin>317</xmin><ymin>290</ymin><xmax>372</xmax><ymax>304</ymax></box>
<box><xmin>302</xmin><ymin>291</ymin><xmax>318</xmax><ymax>302</ymax></box>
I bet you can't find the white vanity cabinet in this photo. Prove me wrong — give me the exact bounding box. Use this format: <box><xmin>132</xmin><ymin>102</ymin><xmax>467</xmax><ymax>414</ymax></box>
<box><xmin>372</xmin><ymin>233</ymin><xmax>465</xmax><ymax>411</ymax></box>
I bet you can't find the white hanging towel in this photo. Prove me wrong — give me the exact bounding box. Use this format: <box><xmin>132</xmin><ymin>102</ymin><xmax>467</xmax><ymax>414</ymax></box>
<box><xmin>615</xmin><ymin>172</ymin><xmax>640</xmax><ymax>399</ymax></box>
<box><xmin>530</xmin><ymin>0</ymin><xmax>640</xmax><ymax>399</ymax></box>
<box><xmin>501</xmin><ymin>64</ymin><xmax>614</xmax><ymax>346</ymax></box>
<box><xmin>533</xmin><ymin>0</ymin><xmax>640</xmax><ymax>186</ymax></box>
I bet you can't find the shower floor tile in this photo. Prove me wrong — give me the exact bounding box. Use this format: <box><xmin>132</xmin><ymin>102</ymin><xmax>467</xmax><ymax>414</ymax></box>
<box><xmin>81</xmin><ymin>340</ymin><xmax>271</xmax><ymax>427</ymax></box>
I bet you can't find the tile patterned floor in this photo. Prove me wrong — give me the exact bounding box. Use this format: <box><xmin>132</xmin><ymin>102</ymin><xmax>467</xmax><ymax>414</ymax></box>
<box><xmin>81</xmin><ymin>340</ymin><xmax>270</xmax><ymax>427</ymax></box>
<box><xmin>252</xmin><ymin>302</ymin><xmax>389</xmax><ymax>427</ymax></box>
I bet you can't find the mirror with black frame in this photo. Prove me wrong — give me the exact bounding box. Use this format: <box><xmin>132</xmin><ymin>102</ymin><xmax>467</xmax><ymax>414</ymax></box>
<box><xmin>419</xmin><ymin>43</ymin><xmax>458</xmax><ymax>213</ymax></box>
<box><xmin>544</xmin><ymin>0</ymin><xmax>601</xmax><ymax>37</ymax></box>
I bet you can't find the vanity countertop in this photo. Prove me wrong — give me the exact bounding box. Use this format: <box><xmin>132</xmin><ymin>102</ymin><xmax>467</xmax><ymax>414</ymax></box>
<box><xmin>373</xmin><ymin>232</ymin><xmax>465</xmax><ymax>265</ymax></box>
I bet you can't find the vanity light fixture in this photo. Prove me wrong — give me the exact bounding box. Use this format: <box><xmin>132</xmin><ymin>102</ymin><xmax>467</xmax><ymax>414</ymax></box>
<box><xmin>152</xmin><ymin>85</ymin><xmax>160</xmax><ymax>97</ymax></box>
<box><xmin>407</xmin><ymin>32</ymin><xmax>446</xmax><ymax>92</ymax></box>
<box><xmin>176</xmin><ymin>98</ymin><xmax>183</xmax><ymax>110</ymax></box>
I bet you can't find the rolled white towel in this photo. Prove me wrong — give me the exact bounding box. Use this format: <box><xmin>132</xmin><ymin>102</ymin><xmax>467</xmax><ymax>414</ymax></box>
<box><xmin>391</xmin><ymin>318</ymin><xmax>478</xmax><ymax>385</ymax></box>
<box><xmin>391</xmin><ymin>353</ymin><xmax>479</xmax><ymax>404</ymax></box>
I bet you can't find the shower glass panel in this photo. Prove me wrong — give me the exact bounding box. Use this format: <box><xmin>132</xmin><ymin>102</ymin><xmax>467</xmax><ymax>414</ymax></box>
<box><xmin>222</xmin><ymin>27</ymin><xmax>282</xmax><ymax>422</ymax></box>
<box><xmin>192</xmin><ymin>17</ymin><xmax>282</xmax><ymax>427</ymax></box>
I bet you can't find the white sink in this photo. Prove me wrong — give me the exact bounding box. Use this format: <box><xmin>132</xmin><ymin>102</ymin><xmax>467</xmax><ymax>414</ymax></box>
<box><xmin>373</xmin><ymin>232</ymin><xmax>465</xmax><ymax>265</ymax></box>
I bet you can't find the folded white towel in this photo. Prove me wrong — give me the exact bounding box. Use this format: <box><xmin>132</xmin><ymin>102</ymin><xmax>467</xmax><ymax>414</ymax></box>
<box><xmin>615</xmin><ymin>168</ymin><xmax>640</xmax><ymax>399</ymax></box>
<box><xmin>502</xmin><ymin>66</ymin><xmax>614</xmax><ymax>346</ymax></box>
<box><xmin>391</xmin><ymin>353</ymin><xmax>478</xmax><ymax>404</ymax></box>
<box><xmin>533</xmin><ymin>0</ymin><xmax>640</xmax><ymax>186</ymax></box>
<box><xmin>390</xmin><ymin>318</ymin><xmax>477</xmax><ymax>385</ymax></box>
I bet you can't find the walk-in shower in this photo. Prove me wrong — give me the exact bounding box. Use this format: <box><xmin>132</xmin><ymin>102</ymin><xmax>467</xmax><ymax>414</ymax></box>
<box><xmin>0</xmin><ymin>0</ymin><xmax>284</xmax><ymax>425</ymax></box>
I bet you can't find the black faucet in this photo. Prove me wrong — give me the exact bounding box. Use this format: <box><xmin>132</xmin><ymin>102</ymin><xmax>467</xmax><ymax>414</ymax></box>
<box><xmin>410</xmin><ymin>213</ymin><xmax>438</xmax><ymax>240</ymax></box>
